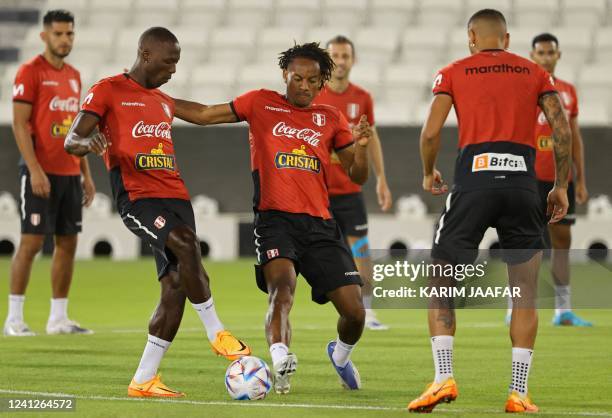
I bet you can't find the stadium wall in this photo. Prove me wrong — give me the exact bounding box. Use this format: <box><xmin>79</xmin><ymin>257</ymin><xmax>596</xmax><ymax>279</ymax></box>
<box><xmin>0</xmin><ymin>125</ymin><xmax>610</xmax><ymax>215</ymax></box>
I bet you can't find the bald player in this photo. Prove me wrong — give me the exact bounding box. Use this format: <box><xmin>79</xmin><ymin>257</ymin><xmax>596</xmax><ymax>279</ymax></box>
<box><xmin>407</xmin><ymin>10</ymin><xmax>571</xmax><ymax>413</ymax></box>
<box><xmin>65</xmin><ymin>27</ymin><xmax>250</xmax><ymax>397</ymax></box>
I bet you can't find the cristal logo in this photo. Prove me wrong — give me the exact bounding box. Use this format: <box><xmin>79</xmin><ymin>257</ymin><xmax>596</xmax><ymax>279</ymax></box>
<box><xmin>131</xmin><ymin>121</ymin><xmax>172</xmax><ymax>139</ymax></box>
<box><xmin>49</xmin><ymin>96</ymin><xmax>79</xmax><ymax>112</ymax></box>
<box><xmin>272</xmin><ymin>122</ymin><xmax>322</xmax><ymax>146</ymax></box>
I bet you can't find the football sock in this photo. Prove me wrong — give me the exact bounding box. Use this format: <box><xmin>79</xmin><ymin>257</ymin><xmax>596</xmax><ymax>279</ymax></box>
<box><xmin>133</xmin><ymin>334</ymin><xmax>170</xmax><ymax>384</ymax></box>
<box><xmin>7</xmin><ymin>294</ymin><xmax>25</xmax><ymax>322</ymax></box>
<box><xmin>49</xmin><ymin>298</ymin><xmax>68</xmax><ymax>322</ymax></box>
<box><xmin>507</xmin><ymin>296</ymin><xmax>513</xmax><ymax>317</ymax></box>
<box><xmin>432</xmin><ymin>335</ymin><xmax>454</xmax><ymax>383</ymax></box>
<box><xmin>332</xmin><ymin>337</ymin><xmax>355</xmax><ymax>367</ymax></box>
<box><xmin>554</xmin><ymin>285</ymin><xmax>571</xmax><ymax>315</ymax></box>
<box><xmin>191</xmin><ymin>297</ymin><xmax>224</xmax><ymax>342</ymax></box>
<box><xmin>510</xmin><ymin>347</ymin><xmax>533</xmax><ymax>397</ymax></box>
<box><xmin>362</xmin><ymin>295</ymin><xmax>372</xmax><ymax>310</ymax></box>
<box><xmin>269</xmin><ymin>342</ymin><xmax>289</xmax><ymax>366</ymax></box>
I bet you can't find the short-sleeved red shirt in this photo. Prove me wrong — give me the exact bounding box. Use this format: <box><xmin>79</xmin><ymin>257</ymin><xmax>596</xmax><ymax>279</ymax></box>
<box><xmin>13</xmin><ymin>55</ymin><xmax>82</xmax><ymax>175</ymax></box>
<box><xmin>432</xmin><ymin>49</ymin><xmax>557</xmax><ymax>191</ymax></box>
<box><xmin>231</xmin><ymin>89</ymin><xmax>354</xmax><ymax>219</ymax></box>
<box><xmin>534</xmin><ymin>77</ymin><xmax>578</xmax><ymax>182</ymax></box>
<box><xmin>81</xmin><ymin>74</ymin><xmax>189</xmax><ymax>202</ymax></box>
<box><xmin>312</xmin><ymin>83</ymin><xmax>374</xmax><ymax>196</ymax></box>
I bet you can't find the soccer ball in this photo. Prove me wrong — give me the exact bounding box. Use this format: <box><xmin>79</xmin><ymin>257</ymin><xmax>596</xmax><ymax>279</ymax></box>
<box><xmin>225</xmin><ymin>356</ymin><xmax>272</xmax><ymax>400</ymax></box>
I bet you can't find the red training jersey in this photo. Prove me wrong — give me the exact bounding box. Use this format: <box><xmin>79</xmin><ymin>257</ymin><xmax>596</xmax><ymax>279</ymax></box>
<box><xmin>432</xmin><ymin>49</ymin><xmax>557</xmax><ymax>191</ymax></box>
<box><xmin>312</xmin><ymin>83</ymin><xmax>374</xmax><ymax>196</ymax></box>
<box><xmin>81</xmin><ymin>74</ymin><xmax>190</xmax><ymax>202</ymax></box>
<box><xmin>231</xmin><ymin>89</ymin><xmax>354</xmax><ymax>219</ymax></box>
<box><xmin>534</xmin><ymin>77</ymin><xmax>578</xmax><ymax>182</ymax></box>
<box><xmin>12</xmin><ymin>55</ymin><xmax>82</xmax><ymax>175</ymax></box>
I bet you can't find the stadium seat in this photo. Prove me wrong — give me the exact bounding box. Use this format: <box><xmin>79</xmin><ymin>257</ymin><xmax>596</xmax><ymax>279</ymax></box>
<box><xmin>113</xmin><ymin>28</ymin><xmax>148</xmax><ymax>68</ymax></box>
<box><xmin>226</xmin><ymin>0</ymin><xmax>274</xmax><ymax>29</ymax></box>
<box><xmin>575</xmin><ymin>102</ymin><xmax>611</xmax><ymax>125</ymax></box>
<box><xmin>172</xmin><ymin>27</ymin><xmax>208</xmax><ymax>67</ymax></box>
<box><xmin>208</xmin><ymin>27</ymin><xmax>257</xmax><ymax>65</ymax></box>
<box><xmin>63</xmin><ymin>27</ymin><xmax>115</xmax><ymax>68</ymax></box>
<box><xmin>593</xmin><ymin>27</ymin><xmax>612</xmax><ymax>64</ymax></box>
<box><xmin>94</xmin><ymin>64</ymin><xmax>128</xmax><ymax>81</ymax></box>
<box><xmin>86</xmin><ymin>0</ymin><xmax>132</xmax><ymax>29</ymax></box>
<box><xmin>373</xmin><ymin>101</ymin><xmax>413</xmax><ymax>126</ymax></box>
<box><xmin>236</xmin><ymin>63</ymin><xmax>284</xmax><ymax>95</ymax></box>
<box><xmin>383</xmin><ymin>64</ymin><xmax>433</xmax><ymax>104</ymax></box>
<box><xmin>348</xmin><ymin>64</ymin><xmax>383</xmax><ymax>101</ymax></box>
<box><xmin>190</xmin><ymin>64</ymin><xmax>237</xmax><ymax>103</ymax></box>
<box><xmin>463</xmin><ymin>0</ymin><xmax>511</xmax><ymax>25</ymax></box>
<box><xmin>414</xmin><ymin>101</ymin><xmax>458</xmax><ymax>126</ymax></box>
<box><xmin>550</xmin><ymin>28</ymin><xmax>594</xmax><ymax>67</ymax></box>
<box><xmin>554</xmin><ymin>65</ymin><xmax>578</xmax><ymax>85</ymax></box>
<box><xmin>255</xmin><ymin>27</ymin><xmax>305</xmax><ymax>64</ymax></box>
<box><xmin>369</xmin><ymin>0</ymin><xmax>418</xmax><ymax>28</ymax></box>
<box><xmin>418</xmin><ymin>0</ymin><xmax>464</xmax><ymax>27</ymax></box>
<box><xmin>131</xmin><ymin>0</ymin><xmax>178</xmax><ymax>27</ymax></box>
<box><xmin>560</xmin><ymin>0</ymin><xmax>606</xmax><ymax>27</ymax></box>
<box><xmin>507</xmin><ymin>27</ymin><xmax>548</xmax><ymax>58</ymax></box>
<box><xmin>578</xmin><ymin>64</ymin><xmax>612</xmax><ymax>103</ymax></box>
<box><xmin>0</xmin><ymin>102</ymin><xmax>11</xmax><ymax>124</ymax></box>
<box><xmin>399</xmin><ymin>27</ymin><xmax>449</xmax><ymax>66</ymax></box>
<box><xmin>513</xmin><ymin>0</ymin><xmax>559</xmax><ymax>28</ymax></box>
<box><xmin>321</xmin><ymin>0</ymin><xmax>367</xmax><ymax>28</ymax></box>
<box><xmin>447</xmin><ymin>28</ymin><xmax>473</xmax><ymax>62</ymax></box>
<box><xmin>305</xmin><ymin>26</ymin><xmax>353</xmax><ymax>46</ymax></box>
<box><xmin>177</xmin><ymin>0</ymin><xmax>225</xmax><ymax>28</ymax></box>
<box><xmin>353</xmin><ymin>28</ymin><xmax>400</xmax><ymax>65</ymax></box>
<box><xmin>275</xmin><ymin>0</ymin><xmax>322</xmax><ymax>28</ymax></box>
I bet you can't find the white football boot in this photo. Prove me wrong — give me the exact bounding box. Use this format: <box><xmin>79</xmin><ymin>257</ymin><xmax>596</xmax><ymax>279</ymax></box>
<box><xmin>46</xmin><ymin>318</ymin><xmax>93</xmax><ymax>335</ymax></box>
<box><xmin>273</xmin><ymin>353</ymin><xmax>298</xmax><ymax>394</ymax></box>
<box><xmin>3</xmin><ymin>319</ymin><xmax>36</xmax><ymax>336</ymax></box>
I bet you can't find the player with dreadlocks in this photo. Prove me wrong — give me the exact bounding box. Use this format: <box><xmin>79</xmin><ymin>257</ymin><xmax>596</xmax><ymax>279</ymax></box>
<box><xmin>173</xmin><ymin>42</ymin><xmax>372</xmax><ymax>394</ymax></box>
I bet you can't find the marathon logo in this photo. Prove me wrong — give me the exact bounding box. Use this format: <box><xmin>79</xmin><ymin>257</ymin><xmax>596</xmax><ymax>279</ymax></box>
<box><xmin>135</xmin><ymin>143</ymin><xmax>176</xmax><ymax>171</ymax></box>
<box><xmin>536</xmin><ymin>135</ymin><xmax>553</xmax><ymax>151</ymax></box>
<box><xmin>472</xmin><ymin>153</ymin><xmax>527</xmax><ymax>172</ymax></box>
<box><xmin>465</xmin><ymin>64</ymin><xmax>530</xmax><ymax>76</ymax></box>
<box><xmin>274</xmin><ymin>145</ymin><xmax>321</xmax><ymax>174</ymax></box>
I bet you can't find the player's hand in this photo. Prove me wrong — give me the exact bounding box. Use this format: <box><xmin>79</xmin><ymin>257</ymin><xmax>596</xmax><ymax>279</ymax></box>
<box><xmin>88</xmin><ymin>132</ymin><xmax>110</xmax><ymax>156</ymax></box>
<box><xmin>423</xmin><ymin>169</ymin><xmax>448</xmax><ymax>195</ymax></box>
<box><xmin>377</xmin><ymin>177</ymin><xmax>393</xmax><ymax>211</ymax></box>
<box><xmin>352</xmin><ymin>115</ymin><xmax>372</xmax><ymax>147</ymax></box>
<box><xmin>547</xmin><ymin>185</ymin><xmax>569</xmax><ymax>223</ymax></box>
<box><xmin>82</xmin><ymin>177</ymin><xmax>96</xmax><ymax>207</ymax></box>
<box><xmin>30</xmin><ymin>167</ymin><xmax>50</xmax><ymax>199</ymax></box>
<box><xmin>575</xmin><ymin>181</ymin><xmax>589</xmax><ymax>205</ymax></box>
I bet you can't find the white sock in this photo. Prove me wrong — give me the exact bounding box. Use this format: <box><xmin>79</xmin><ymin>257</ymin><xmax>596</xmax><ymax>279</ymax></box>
<box><xmin>363</xmin><ymin>294</ymin><xmax>372</xmax><ymax>310</ymax></box>
<box><xmin>191</xmin><ymin>297</ymin><xmax>224</xmax><ymax>342</ymax></box>
<box><xmin>554</xmin><ymin>285</ymin><xmax>571</xmax><ymax>315</ymax></box>
<box><xmin>432</xmin><ymin>335</ymin><xmax>454</xmax><ymax>383</ymax></box>
<box><xmin>7</xmin><ymin>294</ymin><xmax>25</xmax><ymax>322</ymax></box>
<box><xmin>269</xmin><ymin>342</ymin><xmax>289</xmax><ymax>366</ymax></box>
<box><xmin>510</xmin><ymin>347</ymin><xmax>533</xmax><ymax>396</ymax></box>
<box><xmin>332</xmin><ymin>337</ymin><xmax>355</xmax><ymax>367</ymax></box>
<box><xmin>133</xmin><ymin>334</ymin><xmax>170</xmax><ymax>384</ymax></box>
<box><xmin>507</xmin><ymin>295</ymin><xmax>513</xmax><ymax>317</ymax></box>
<box><xmin>49</xmin><ymin>298</ymin><xmax>68</xmax><ymax>322</ymax></box>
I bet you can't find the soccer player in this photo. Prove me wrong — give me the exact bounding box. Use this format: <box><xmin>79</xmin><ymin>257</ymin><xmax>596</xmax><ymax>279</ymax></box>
<box><xmin>530</xmin><ymin>33</ymin><xmax>591</xmax><ymax>326</ymax></box>
<box><xmin>173</xmin><ymin>42</ymin><xmax>371</xmax><ymax>394</ymax></box>
<box><xmin>4</xmin><ymin>10</ymin><xmax>96</xmax><ymax>336</ymax></box>
<box><xmin>64</xmin><ymin>27</ymin><xmax>250</xmax><ymax>398</ymax></box>
<box><xmin>312</xmin><ymin>35</ymin><xmax>393</xmax><ymax>331</ymax></box>
<box><xmin>407</xmin><ymin>10</ymin><xmax>571</xmax><ymax>413</ymax></box>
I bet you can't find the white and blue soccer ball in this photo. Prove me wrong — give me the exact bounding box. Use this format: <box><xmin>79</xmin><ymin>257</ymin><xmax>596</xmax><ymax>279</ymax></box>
<box><xmin>225</xmin><ymin>356</ymin><xmax>272</xmax><ymax>400</ymax></box>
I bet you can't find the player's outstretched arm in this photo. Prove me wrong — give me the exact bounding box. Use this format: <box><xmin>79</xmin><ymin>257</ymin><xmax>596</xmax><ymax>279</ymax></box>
<box><xmin>173</xmin><ymin>99</ymin><xmax>238</xmax><ymax>126</ymax></box>
<box><xmin>64</xmin><ymin>111</ymin><xmax>109</xmax><ymax>157</ymax></box>
<box><xmin>420</xmin><ymin>94</ymin><xmax>452</xmax><ymax>195</ymax></box>
<box><xmin>539</xmin><ymin>92</ymin><xmax>572</xmax><ymax>222</ymax></box>
<box><xmin>337</xmin><ymin>115</ymin><xmax>371</xmax><ymax>185</ymax></box>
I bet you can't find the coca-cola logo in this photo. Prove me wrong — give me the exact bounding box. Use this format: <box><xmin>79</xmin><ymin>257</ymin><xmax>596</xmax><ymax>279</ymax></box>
<box><xmin>49</xmin><ymin>96</ymin><xmax>79</xmax><ymax>112</ymax></box>
<box><xmin>272</xmin><ymin>122</ymin><xmax>322</xmax><ymax>147</ymax></box>
<box><xmin>131</xmin><ymin>121</ymin><xmax>172</xmax><ymax>139</ymax></box>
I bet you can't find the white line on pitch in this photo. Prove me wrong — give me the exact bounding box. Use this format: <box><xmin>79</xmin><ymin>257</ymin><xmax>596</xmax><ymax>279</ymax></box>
<box><xmin>0</xmin><ymin>389</ymin><xmax>610</xmax><ymax>417</ymax></box>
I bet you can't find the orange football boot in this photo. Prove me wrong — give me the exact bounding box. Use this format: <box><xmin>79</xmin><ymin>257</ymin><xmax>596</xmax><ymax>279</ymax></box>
<box><xmin>210</xmin><ymin>330</ymin><xmax>251</xmax><ymax>360</ymax></box>
<box><xmin>128</xmin><ymin>374</ymin><xmax>185</xmax><ymax>398</ymax></box>
<box><xmin>408</xmin><ymin>377</ymin><xmax>458</xmax><ymax>413</ymax></box>
<box><xmin>505</xmin><ymin>391</ymin><xmax>539</xmax><ymax>413</ymax></box>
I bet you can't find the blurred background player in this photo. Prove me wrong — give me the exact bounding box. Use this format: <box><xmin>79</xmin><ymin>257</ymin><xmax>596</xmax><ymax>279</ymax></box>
<box><xmin>4</xmin><ymin>9</ymin><xmax>95</xmax><ymax>337</ymax></box>
<box><xmin>408</xmin><ymin>9</ymin><xmax>571</xmax><ymax>413</ymax></box>
<box><xmin>313</xmin><ymin>35</ymin><xmax>393</xmax><ymax>331</ymax></box>
<box><xmin>530</xmin><ymin>33</ymin><xmax>591</xmax><ymax>327</ymax></box>
<box><xmin>64</xmin><ymin>27</ymin><xmax>250</xmax><ymax>397</ymax></box>
<box><xmin>173</xmin><ymin>42</ymin><xmax>371</xmax><ymax>394</ymax></box>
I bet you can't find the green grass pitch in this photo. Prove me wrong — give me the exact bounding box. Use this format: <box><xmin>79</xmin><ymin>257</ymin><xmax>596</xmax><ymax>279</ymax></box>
<box><xmin>0</xmin><ymin>258</ymin><xmax>610</xmax><ymax>418</ymax></box>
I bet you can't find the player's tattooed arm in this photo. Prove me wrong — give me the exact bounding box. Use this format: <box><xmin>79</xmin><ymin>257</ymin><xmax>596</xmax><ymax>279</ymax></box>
<box><xmin>64</xmin><ymin>111</ymin><xmax>109</xmax><ymax>157</ymax></box>
<box><xmin>539</xmin><ymin>93</ymin><xmax>571</xmax><ymax>188</ymax></box>
<box><xmin>421</xmin><ymin>94</ymin><xmax>452</xmax><ymax>195</ymax></box>
<box><xmin>337</xmin><ymin>115</ymin><xmax>371</xmax><ymax>185</ymax></box>
<box><xmin>173</xmin><ymin>99</ymin><xmax>238</xmax><ymax>125</ymax></box>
